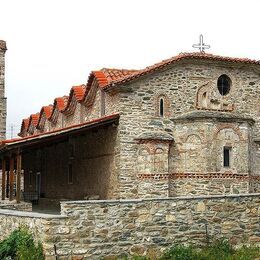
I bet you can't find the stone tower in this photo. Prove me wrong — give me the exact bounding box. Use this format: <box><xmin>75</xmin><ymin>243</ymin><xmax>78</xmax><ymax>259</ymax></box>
<box><xmin>0</xmin><ymin>40</ymin><xmax>6</xmax><ymax>140</ymax></box>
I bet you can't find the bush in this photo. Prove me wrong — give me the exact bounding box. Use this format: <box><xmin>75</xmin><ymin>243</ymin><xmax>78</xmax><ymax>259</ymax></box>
<box><xmin>195</xmin><ymin>238</ymin><xmax>235</xmax><ymax>260</ymax></box>
<box><xmin>232</xmin><ymin>245</ymin><xmax>260</xmax><ymax>260</ymax></box>
<box><xmin>0</xmin><ymin>227</ymin><xmax>44</xmax><ymax>260</ymax></box>
<box><xmin>159</xmin><ymin>239</ymin><xmax>260</xmax><ymax>260</ymax></box>
<box><xmin>160</xmin><ymin>244</ymin><xmax>196</xmax><ymax>260</ymax></box>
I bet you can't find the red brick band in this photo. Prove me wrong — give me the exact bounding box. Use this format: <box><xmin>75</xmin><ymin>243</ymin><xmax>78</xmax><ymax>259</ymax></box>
<box><xmin>137</xmin><ymin>172</ymin><xmax>260</xmax><ymax>180</ymax></box>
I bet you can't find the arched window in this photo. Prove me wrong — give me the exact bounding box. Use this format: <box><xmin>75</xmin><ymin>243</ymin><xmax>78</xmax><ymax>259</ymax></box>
<box><xmin>217</xmin><ymin>75</ymin><xmax>231</xmax><ymax>96</ymax></box>
<box><xmin>223</xmin><ymin>146</ymin><xmax>232</xmax><ymax>167</ymax></box>
<box><xmin>159</xmin><ymin>98</ymin><xmax>164</xmax><ymax>117</ymax></box>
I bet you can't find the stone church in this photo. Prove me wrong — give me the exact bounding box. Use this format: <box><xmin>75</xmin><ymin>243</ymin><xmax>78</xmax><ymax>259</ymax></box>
<box><xmin>0</xmin><ymin>42</ymin><xmax>259</xmax><ymax>205</ymax></box>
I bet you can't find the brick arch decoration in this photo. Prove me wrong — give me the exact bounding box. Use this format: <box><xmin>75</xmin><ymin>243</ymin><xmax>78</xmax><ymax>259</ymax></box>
<box><xmin>179</xmin><ymin>132</ymin><xmax>206</xmax><ymax>145</ymax></box>
<box><xmin>185</xmin><ymin>134</ymin><xmax>202</xmax><ymax>144</ymax></box>
<box><xmin>136</xmin><ymin>141</ymin><xmax>170</xmax><ymax>177</ymax></box>
<box><xmin>212</xmin><ymin>124</ymin><xmax>244</xmax><ymax>141</ymax></box>
<box><xmin>149</xmin><ymin>142</ymin><xmax>167</xmax><ymax>154</ymax></box>
<box><xmin>155</xmin><ymin>94</ymin><xmax>170</xmax><ymax>117</ymax></box>
<box><xmin>137</xmin><ymin>142</ymin><xmax>168</xmax><ymax>155</ymax></box>
<box><xmin>138</xmin><ymin>146</ymin><xmax>151</xmax><ymax>155</ymax></box>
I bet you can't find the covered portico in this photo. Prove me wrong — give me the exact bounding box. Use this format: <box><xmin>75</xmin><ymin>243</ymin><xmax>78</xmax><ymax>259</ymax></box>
<box><xmin>0</xmin><ymin>114</ymin><xmax>119</xmax><ymax>211</ymax></box>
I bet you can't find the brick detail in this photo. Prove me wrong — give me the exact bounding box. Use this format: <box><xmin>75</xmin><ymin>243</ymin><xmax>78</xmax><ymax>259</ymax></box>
<box><xmin>137</xmin><ymin>172</ymin><xmax>260</xmax><ymax>180</ymax></box>
<box><xmin>213</xmin><ymin>123</ymin><xmax>244</xmax><ymax>141</ymax></box>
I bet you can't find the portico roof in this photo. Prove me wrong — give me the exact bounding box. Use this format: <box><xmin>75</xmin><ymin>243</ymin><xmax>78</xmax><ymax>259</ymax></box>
<box><xmin>0</xmin><ymin>113</ymin><xmax>119</xmax><ymax>152</ymax></box>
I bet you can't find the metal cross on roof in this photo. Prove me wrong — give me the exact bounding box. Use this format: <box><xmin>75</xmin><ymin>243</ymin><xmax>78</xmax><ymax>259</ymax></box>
<box><xmin>192</xmin><ymin>34</ymin><xmax>210</xmax><ymax>53</ymax></box>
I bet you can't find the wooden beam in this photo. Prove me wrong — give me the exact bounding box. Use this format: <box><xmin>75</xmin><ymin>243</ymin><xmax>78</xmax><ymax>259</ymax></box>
<box><xmin>9</xmin><ymin>157</ymin><xmax>14</xmax><ymax>201</ymax></box>
<box><xmin>1</xmin><ymin>158</ymin><xmax>6</xmax><ymax>200</ymax></box>
<box><xmin>16</xmin><ymin>153</ymin><xmax>22</xmax><ymax>203</ymax></box>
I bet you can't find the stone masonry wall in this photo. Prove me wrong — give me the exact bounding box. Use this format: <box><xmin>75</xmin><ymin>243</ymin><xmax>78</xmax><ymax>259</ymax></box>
<box><xmin>117</xmin><ymin>60</ymin><xmax>260</xmax><ymax>198</ymax></box>
<box><xmin>0</xmin><ymin>210</ymin><xmax>66</xmax><ymax>254</ymax></box>
<box><xmin>250</xmin><ymin>178</ymin><xmax>260</xmax><ymax>193</ymax></box>
<box><xmin>169</xmin><ymin>178</ymin><xmax>249</xmax><ymax>196</ymax></box>
<box><xmin>0</xmin><ymin>194</ymin><xmax>259</xmax><ymax>259</ymax></box>
<box><xmin>0</xmin><ymin>200</ymin><xmax>32</xmax><ymax>211</ymax></box>
<box><xmin>0</xmin><ymin>171</ymin><xmax>2</xmax><ymax>199</ymax></box>
<box><xmin>0</xmin><ymin>40</ymin><xmax>6</xmax><ymax>140</ymax></box>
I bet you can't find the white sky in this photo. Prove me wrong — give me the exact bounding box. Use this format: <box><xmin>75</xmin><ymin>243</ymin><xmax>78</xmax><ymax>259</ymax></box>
<box><xmin>0</xmin><ymin>0</ymin><xmax>260</xmax><ymax>138</ymax></box>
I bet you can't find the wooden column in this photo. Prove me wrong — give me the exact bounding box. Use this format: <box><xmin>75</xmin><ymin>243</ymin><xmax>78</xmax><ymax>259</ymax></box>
<box><xmin>16</xmin><ymin>153</ymin><xmax>22</xmax><ymax>203</ymax></box>
<box><xmin>1</xmin><ymin>158</ymin><xmax>6</xmax><ymax>200</ymax></box>
<box><xmin>9</xmin><ymin>157</ymin><xmax>14</xmax><ymax>201</ymax></box>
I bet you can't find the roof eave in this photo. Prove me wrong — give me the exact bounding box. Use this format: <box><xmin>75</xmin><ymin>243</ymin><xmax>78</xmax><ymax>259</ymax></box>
<box><xmin>0</xmin><ymin>114</ymin><xmax>120</xmax><ymax>153</ymax></box>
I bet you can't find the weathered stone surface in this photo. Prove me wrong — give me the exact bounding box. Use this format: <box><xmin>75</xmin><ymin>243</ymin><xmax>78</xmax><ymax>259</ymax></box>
<box><xmin>196</xmin><ymin>201</ymin><xmax>206</xmax><ymax>212</ymax></box>
<box><xmin>130</xmin><ymin>245</ymin><xmax>146</xmax><ymax>256</ymax></box>
<box><xmin>0</xmin><ymin>194</ymin><xmax>259</xmax><ymax>259</ymax></box>
<box><xmin>0</xmin><ymin>200</ymin><xmax>32</xmax><ymax>211</ymax></box>
<box><xmin>165</xmin><ymin>214</ymin><xmax>176</xmax><ymax>222</ymax></box>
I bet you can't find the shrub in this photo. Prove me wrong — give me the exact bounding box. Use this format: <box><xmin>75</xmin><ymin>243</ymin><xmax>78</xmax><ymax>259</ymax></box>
<box><xmin>232</xmin><ymin>245</ymin><xmax>260</xmax><ymax>260</ymax></box>
<box><xmin>196</xmin><ymin>238</ymin><xmax>235</xmax><ymax>260</ymax></box>
<box><xmin>0</xmin><ymin>227</ymin><xmax>44</xmax><ymax>260</ymax></box>
<box><xmin>132</xmin><ymin>256</ymin><xmax>148</xmax><ymax>260</ymax></box>
<box><xmin>159</xmin><ymin>239</ymin><xmax>260</xmax><ymax>260</ymax></box>
<box><xmin>159</xmin><ymin>244</ymin><xmax>197</xmax><ymax>260</ymax></box>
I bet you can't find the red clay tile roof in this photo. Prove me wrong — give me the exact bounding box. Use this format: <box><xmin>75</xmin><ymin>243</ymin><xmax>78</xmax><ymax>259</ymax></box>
<box><xmin>62</xmin><ymin>85</ymin><xmax>86</xmax><ymax>114</ymax></box>
<box><xmin>54</xmin><ymin>96</ymin><xmax>69</xmax><ymax>111</ymax></box>
<box><xmin>29</xmin><ymin>113</ymin><xmax>40</xmax><ymax>127</ymax></box>
<box><xmin>101</xmin><ymin>68</ymin><xmax>138</xmax><ymax>82</ymax></box>
<box><xmin>70</xmin><ymin>84</ymin><xmax>86</xmax><ymax>102</ymax></box>
<box><xmin>40</xmin><ymin>105</ymin><xmax>53</xmax><ymax>119</ymax></box>
<box><xmin>23</xmin><ymin>118</ymin><xmax>29</xmax><ymax>129</ymax></box>
<box><xmin>90</xmin><ymin>71</ymin><xmax>109</xmax><ymax>87</ymax></box>
<box><xmin>87</xmin><ymin>68</ymin><xmax>138</xmax><ymax>88</ymax></box>
<box><xmin>20</xmin><ymin>118</ymin><xmax>30</xmax><ymax>132</ymax></box>
<box><xmin>36</xmin><ymin>105</ymin><xmax>54</xmax><ymax>130</ymax></box>
<box><xmin>103</xmin><ymin>52</ymin><xmax>260</xmax><ymax>89</ymax></box>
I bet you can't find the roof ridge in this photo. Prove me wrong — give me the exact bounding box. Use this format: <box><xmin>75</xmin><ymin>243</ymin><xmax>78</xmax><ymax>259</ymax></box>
<box><xmin>101</xmin><ymin>67</ymin><xmax>139</xmax><ymax>71</ymax></box>
<box><xmin>103</xmin><ymin>52</ymin><xmax>260</xmax><ymax>89</ymax></box>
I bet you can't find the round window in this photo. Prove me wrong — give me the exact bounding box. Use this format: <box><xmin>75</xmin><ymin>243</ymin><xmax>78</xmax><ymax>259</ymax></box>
<box><xmin>217</xmin><ymin>75</ymin><xmax>231</xmax><ymax>96</ymax></box>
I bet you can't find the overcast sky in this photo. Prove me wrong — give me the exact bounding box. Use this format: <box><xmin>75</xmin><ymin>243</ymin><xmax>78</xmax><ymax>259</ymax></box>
<box><xmin>0</xmin><ymin>0</ymin><xmax>260</xmax><ymax>138</ymax></box>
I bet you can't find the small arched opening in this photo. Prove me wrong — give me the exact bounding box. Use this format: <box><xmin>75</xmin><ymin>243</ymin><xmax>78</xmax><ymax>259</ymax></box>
<box><xmin>159</xmin><ymin>98</ymin><xmax>164</xmax><ymax>117</ymax></box>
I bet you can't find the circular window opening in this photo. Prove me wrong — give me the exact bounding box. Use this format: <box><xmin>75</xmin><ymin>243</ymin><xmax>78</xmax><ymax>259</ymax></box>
<box><xmin>217</xmin><ymin>74</ymin><xmax>231</xmax><ymax>96</ymax></box>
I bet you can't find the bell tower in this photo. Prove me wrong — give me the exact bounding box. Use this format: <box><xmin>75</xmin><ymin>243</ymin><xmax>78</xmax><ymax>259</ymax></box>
<box><xmin>0</xmin><ymin>40</ymin><xmax>7</xmax><ymax>140</ymax></box>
